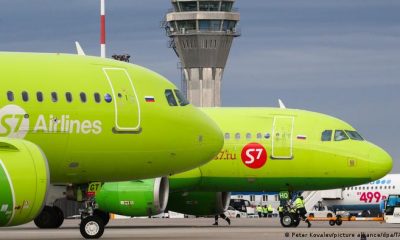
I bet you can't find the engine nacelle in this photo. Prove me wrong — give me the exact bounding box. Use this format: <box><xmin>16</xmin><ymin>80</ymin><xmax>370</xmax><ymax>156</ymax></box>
<box><xmin>167</xmin><ymin>191</ymin><xmax>231</xmax><ymax>216</ymax></box>
<box><xmin>0</xmin><ymin>138</ymin><xmax>49</xmax><ymax>226</ymax></box>
<box><xmin>96</xmin><ymin>177</ymin><xmax>169</xmax><ymax>216</ymax></box>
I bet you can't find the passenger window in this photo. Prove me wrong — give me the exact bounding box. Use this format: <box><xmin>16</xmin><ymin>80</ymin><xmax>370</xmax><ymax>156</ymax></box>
<box><xmin>22</xmin><ymin>91</ymin><xmax>29</xmax><ymax>102</ymax></box>
<box><xmin>334</xmin><ymin>130</ymin><xmax>348</xmax><ymax>141</ymax></box>
<box><xmin>256</xmin><ymin>133</ymin><xmax>262</xmax><ymax>139</ymax></box>
<box><xmin>94</xmin><ymin>93</ymin><xmax>101</xmax><ymax>103</ymax></box>
<box><xmin>345</xmin><ymin>130</ymin><xmax>364</xmax><ymax>141</ymax></box>
<box><xmin>66</xmin><ymin>92</ymin><xmax>72</xmax><ymax>102</ymax></box>
<box><xmin>80</xmin><ymin>92</ymin><xmax>87</xmax><ymax>103</ymax></box>
<box><xmin>224</xmin><ymin>133</ymin><xmax>230</xmax><ymax>139</ymax></box>
<box><xmin>104</xmin><ymin>93</ymin><xmax>112</xmax><ymax>103</ymax></box>
<box><xmin>321</xmin><ymin>130</ymin><xmax>332</xmax><ymax>141</ymax></box>
<box><xmin>246</xmin><ymin>133</ymin><xmax>252</xmax><ymax>139</ymax></box>
<box><xmin>165</xmin><ymin>89</ymin><xmax>178</xmax><ymax>106</ymax></box>
<box><xmin>235</xmin><ymin>133</ymin><xmax>240</xmax><ymax>140</ymax></box>
<box><xmin>51</xmin><ymin>92</ymin><xmax>58</xmax><ymax>102</ymax></box>
<box><xmin>174</xmin><ymin>89</ymin><xmax>189</xmax><ymax>106</ymax></box>
<box><xmin>7</xmin><ymin>91</ymin><xmax>14</xmax><ymax>101</ymax></box>
<box><xmin>37</xmin><ymin>92</ymin><xmax>43</xmax><ymax>102</ymax></box>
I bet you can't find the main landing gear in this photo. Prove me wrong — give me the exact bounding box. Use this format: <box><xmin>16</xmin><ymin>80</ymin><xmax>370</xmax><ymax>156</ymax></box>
<box><xmin>34</xmin><ymin>206</ymin><xmax>64</xmax><ymax>229</ymax></box>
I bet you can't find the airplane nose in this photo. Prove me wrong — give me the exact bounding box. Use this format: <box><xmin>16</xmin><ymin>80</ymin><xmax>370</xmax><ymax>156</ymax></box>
<box><xmin>368</xmin><ymin>147</ymin><xmax>392</xmax><ymax>180</ymax></box>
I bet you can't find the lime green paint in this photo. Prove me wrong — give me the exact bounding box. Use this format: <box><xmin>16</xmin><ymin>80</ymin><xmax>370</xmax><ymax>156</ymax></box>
<box><xmin>170</xmin><ymin>108</ymin><xmax>392</xmax><ymax>192</ymax></box>
<box><xmin>0</xmin><ymin>52</ymin><xmax>223</xmax><ymax>184</ymax></box>
<box><xmin>96</xmin><ymin>179</ymin><xmax>162</xmax><ymax>216</ymax></box>
<box><xmin>0</xmin><ymin>138</ymin><xmax>48</xmax><ymax>226</ymax></box>
<box><xmin>0</xmin><ymin>162</ymin><xmax>13</xmax><ymax>226</ymax></box>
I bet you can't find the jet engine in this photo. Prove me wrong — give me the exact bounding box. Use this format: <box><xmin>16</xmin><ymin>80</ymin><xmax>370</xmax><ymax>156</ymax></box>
<box><xmin>96</xmin><ymin>177</ymin><xmax>169</xmax><ymax>216</ymax></box>
<box><xmin>0</xmin><ymin>138</ymin><xmax>49</xmax><ymax>226</ymax></box>
<box><xmin>167</xmin><ymin>191</ymin><xmax>231</xmax><ymax>216</ymax></box>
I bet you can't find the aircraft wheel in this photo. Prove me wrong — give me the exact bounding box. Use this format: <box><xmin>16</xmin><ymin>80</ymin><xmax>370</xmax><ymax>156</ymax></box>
<box><xmin>94</xmin><ymin>209</ymin><xmax>110</xmax><ymax>226</ymax></box>
<box><xmin>80</xmin><ymin>215</ymin><xmax>104</xmax><ymax>239</ymax></box>
<box><xmin>336</xmin><ymin>216</ymin><xmax>342</xmax><ymax>226</ymax></box>
<box><xmin>236</xmin><ymin>214</ymin><xmax>241</xmax><ymax>218</ymax></box>
<box><xmin>329</xmin><ymin>220</ymin><xmax>336</xmax><ymax>226</ymax></box>
<box><xmin>291</xmin><ymin>218</ymin><xmax>300</xmax><ymax>227</ymax></box>
<box><xmin>53</xmin><ymin>206</ymin><xmax>65</xmax><ymax>228</ymax></box>
<box><xmin>280</xmin><ymin>213</ymin><xmax>293</xmax><ymax>228</ymax></box>
<box><xmin>34</xmin><ymin>206</ymin><xmax>63</xmax><ymax>229</ymax></box>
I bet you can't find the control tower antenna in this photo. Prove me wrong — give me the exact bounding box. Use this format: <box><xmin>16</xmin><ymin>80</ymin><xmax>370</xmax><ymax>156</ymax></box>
<box><xmin>164</xmin><ymin>0</ymin><xmax>240</xmax><ymax>107</ymax></box>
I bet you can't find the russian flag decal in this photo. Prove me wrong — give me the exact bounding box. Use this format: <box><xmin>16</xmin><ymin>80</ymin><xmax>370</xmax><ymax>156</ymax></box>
<box><xmin>145</xmin><ymin>96</ymin><xmax>155</xmax><ymax>102</ymax></box>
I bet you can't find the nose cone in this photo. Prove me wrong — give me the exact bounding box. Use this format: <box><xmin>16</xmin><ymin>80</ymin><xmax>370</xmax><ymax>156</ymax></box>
<box><xmin>170</xmin><ymin>107</ymin><xmax>224</xmax><ymax>174</ymax></box>
<box><xmin>368</xmin><ymin>146</ymin><xmax>392</xmax><ymax>180</ymax></box>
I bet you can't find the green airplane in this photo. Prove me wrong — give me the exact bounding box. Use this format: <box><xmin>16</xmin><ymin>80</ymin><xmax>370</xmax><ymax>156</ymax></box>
<box><xmin>0</xmin><ymin>52</ymin><xmax>224</xmax><ymax>238</ymax></box>
<box><xmin>93</xmin><ymin>107</ymin><xmax>392</xmax><ymax>233</ymax></box>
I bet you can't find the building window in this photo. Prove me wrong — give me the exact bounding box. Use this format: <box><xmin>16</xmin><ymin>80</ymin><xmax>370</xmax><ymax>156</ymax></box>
<box><xmin>7</xmin><ymin>91</ymin><xmax>14</xmax><ymax>101</ymax></box>
<box><xmin>36</xmin><ymin>92</ymin><xmax>43</xmax><ymax>102</ymax></box>
<box><xmin>66</xmin><ymin>92</ymin><xmax>72</xmax><ymax>103</ymax></box>
<box><xmin>250</xmin><ymin>195</ymin><xmax>255</xmax><ymax>201</ymax></box>
<box><xmin>257</xmin><ymin>133</ymin><xmax>262</xmax><ymax>139</ymax></box>
<box><xmin>51</xmin><ymin>92</ymin><xmax>58</xmax><ymax>102</ymax></box>
<box><xmin>22</xmin><ymin>91</ymin><xmax>29</xmax><ymax>102</ymax></box>
<box><xmin>262</xmin><ymin>195</ymin><xmax>268</xmax><ymax>201</ymax></box>
<box><xmin>221</xmin><ymin>2</ymin><xmax>233</xmax><ymax>12</ymax></box>
<box><xmin>179</xmin><ymin>1</ymin><xmax>197</xmax><ymax>11</ymax></box>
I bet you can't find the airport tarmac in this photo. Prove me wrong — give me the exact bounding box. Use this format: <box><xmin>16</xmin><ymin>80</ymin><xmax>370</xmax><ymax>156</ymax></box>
<box><xmin>0</xmin><ymin>218</ymin><xmax>399</xmax><ymax>240</ymax></box>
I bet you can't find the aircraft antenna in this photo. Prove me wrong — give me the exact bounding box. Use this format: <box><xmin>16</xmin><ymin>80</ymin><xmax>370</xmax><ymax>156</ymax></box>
<box><xmin>278</xmin><ymin>99</ymin><xmax>286</xmax><ymax>109</ymax></box>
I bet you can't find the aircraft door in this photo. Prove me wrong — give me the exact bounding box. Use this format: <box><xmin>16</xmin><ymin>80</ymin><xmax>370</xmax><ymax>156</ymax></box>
<box><xmin>103</xmin><ymin>68</ymin><xmax>141</xmax><ymax>132</ymax></box>
<box><xmin>271</xmin><ymin>116</ymin><xmax>294</xmax><ymax>159</ymax></box>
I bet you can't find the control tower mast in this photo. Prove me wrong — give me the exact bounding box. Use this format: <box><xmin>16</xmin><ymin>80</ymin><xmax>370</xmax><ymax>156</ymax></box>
<box><xmin>165</xmin><ymin>0</ymin><xmax>240</xmax><ymax>107</ymax></box>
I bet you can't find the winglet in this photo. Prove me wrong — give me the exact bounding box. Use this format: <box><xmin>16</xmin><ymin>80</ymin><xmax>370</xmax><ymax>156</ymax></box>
<box><xmin>75</xmin><ymin>41</ymin><xmax>86</xmax><ymax>56</ymax></box>
<box><xmin>278</xmin><ymin>99</ymin><xmax>286</xmax><ymax>109</ymax></box>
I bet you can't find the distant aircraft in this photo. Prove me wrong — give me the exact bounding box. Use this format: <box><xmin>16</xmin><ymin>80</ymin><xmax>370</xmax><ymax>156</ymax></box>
<box><xmin>0</xmin><ymin>52</ymin><xmax>223</xmax><ymax>238</ymax></box>
<box><xmin>93</xmin><ymin>107</ymin><xmax>392</xmax><ymax>226</ymax></box>
<box><xmin>316</xmin><ymin>174</ymin><xmax>399</xmax><ymax>216</ymax></box>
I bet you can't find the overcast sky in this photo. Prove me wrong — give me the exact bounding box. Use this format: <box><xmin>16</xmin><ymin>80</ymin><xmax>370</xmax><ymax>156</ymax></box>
<box><xmin>0</xmin><ymin>0</ymin><xmax>399</xmax><ymax>172</ymax></box>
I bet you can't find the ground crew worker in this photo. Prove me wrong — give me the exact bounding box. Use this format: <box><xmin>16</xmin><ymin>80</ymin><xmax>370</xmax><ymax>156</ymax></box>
<box><xmin>262</xmin><ymin>205</ymin><xmax>268</xmax><ymax>218</ymax></box>
<box><xmin>213</xmin><ymin>213</ymin><xmax>231</xmax><ymax>226</ymax></box>
<box><xmin>267</xmin><ymin>204</ymin><xmax>273</xmax><ymax>218</ymax></box>
<box><xmin>294</xmin><ymin>194</ymin><xmax>311</xmax><ymax>227</ymax></box>
<box><xmin>278</xmin><ymin>205</ymin><xmax>284</xmax><ymax>219</ymax></box>
<box><xmin>256</xmin><ymin>205</ymin><xmax>263</xmax><ymax>218</ymax></box>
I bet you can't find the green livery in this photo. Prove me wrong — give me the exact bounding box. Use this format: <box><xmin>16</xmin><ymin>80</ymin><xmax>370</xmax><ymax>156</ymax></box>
<box><xmin>0</xmin><ymin>52</ymin><xmax>223</xmax><ymax>184</ymax></box>
<box><xmin>0</xmin><ymin>161</ymin><xmax>13</xmax><ymax>226</ymax></box>
<box><xmin>0</xmin><ymin>52</ymin><xmax>224</xmax><ymax>231</ymax></box>
<box><xmin>170</xmin><ymin>108</ymin><xmax>392</xmax><ymax>192</ymax></box>
<box><xmin>99</xmin><ymin>108</ymin><xmax>392</xmax><ymax>218</ymax></box>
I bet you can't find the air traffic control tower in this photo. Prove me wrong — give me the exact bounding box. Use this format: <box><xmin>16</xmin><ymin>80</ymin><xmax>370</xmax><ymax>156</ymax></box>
<box><xmin>165</xmin><ymin>0</ymin><xmax>240</xmax><ymax>107</ymax></box>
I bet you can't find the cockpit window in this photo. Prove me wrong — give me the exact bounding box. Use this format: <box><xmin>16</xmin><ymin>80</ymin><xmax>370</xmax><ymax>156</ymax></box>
<box><xmin>334</xmin><ymin>130</ymin><xmax>349</xmax><ymax>141</ymax></box>
<box><xmin>345</xmin><ymin>130</ymin><xmax>364</xmax><ymax>141</ymax></box>
<box><xmin>174</xmin><ymin>89</ymin><xmax>189</xmax><ymax>106</ymax></box>
<box><xmin>165</xmin><ymin>89</ymin><xmax>178</xmax><ymax>106</ymax></box>
<box><xmin>321</xmin><ymin>130</ymin><xmax>332</xmax><ymax>141</ymax></box>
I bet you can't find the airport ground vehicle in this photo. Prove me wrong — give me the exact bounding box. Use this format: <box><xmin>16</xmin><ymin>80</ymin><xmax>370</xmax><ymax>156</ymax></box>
<box><xmin>383</xmin><ymin>194</ymin><xmax>400</xmax><ymax>223</ymax></box>
<box><xmin>225</xmin><ymin>206</ymin><xmax>247</xmax><ymax>218</ymax></box>
<box><xmin>307</xmin><ymin>206</ymin><xmax>335</xmax><ymax>218</ymax></box>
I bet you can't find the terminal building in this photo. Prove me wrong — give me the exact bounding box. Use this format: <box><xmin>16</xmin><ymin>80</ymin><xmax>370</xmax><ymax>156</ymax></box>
<box><xmin>164</xmin><ymin>0</ymin><xmax>240</xmax><ymax>107</ymax></box>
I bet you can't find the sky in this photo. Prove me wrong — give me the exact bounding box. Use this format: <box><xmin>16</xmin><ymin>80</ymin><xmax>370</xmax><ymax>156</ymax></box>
<box><xmin>0</xmin><ymin>0</ymin><xmax>399</xmax><ymax>172</ymax></box>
